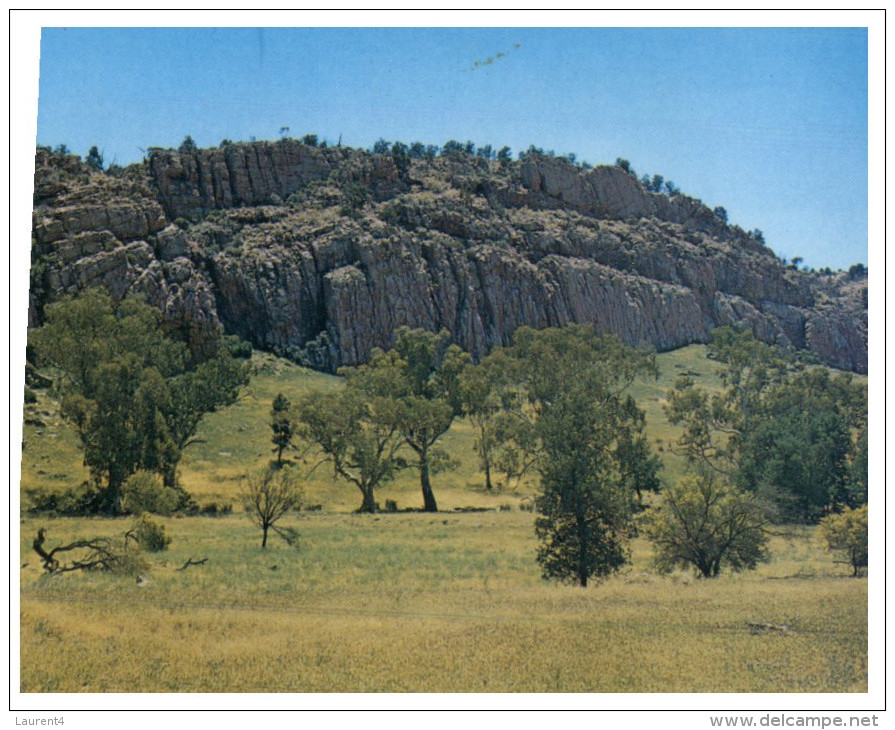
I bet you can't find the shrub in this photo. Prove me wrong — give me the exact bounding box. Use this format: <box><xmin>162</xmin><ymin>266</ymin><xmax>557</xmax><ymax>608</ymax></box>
<box><xmin>340</xmin><ymin>182</ymin><xmax>371</xmax><ymax>218</ymax></box>
<box><xmin>130</xmin><ymin>514</ymin><xmax>171</xmax><ymax>552</ymax></box>
<box><xmin>225</xmin><ymin>336</ymin><xmax>253</xmax><ymax>359</ymax></box>
<box><xmin>122</xmin><ymin>471</ymin><xmax>181</xmax><ymax>516</ymax></box>
<box><xmin>85</xmin><ymin>146</ymin><xmax>104</xmax><ymax>172</ymax></box>
<box><xmin>819</xmin><ymin>504</ymin><xmax>868</xmax><ymax>576</ymax></box>
<box><xmin>241</xmin><ymin>466</ymin><xmax>303</xmax><ymax>548</ymax></box>
<box><xmin>26</xmin><ymin>484</ymin><xmax>110</xmax><ymax>515</ymax></box>
<box><xmin>615</xmin><ymin>158</ymin><xmax>632</xmax><ymax>174</ymax></box>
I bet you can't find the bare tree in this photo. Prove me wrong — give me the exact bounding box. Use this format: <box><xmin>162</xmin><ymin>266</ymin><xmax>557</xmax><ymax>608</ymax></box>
<box><xmin>241</xmin><ymin>467</ymin><xmax>303</xmax><ymax>548</ymax></box>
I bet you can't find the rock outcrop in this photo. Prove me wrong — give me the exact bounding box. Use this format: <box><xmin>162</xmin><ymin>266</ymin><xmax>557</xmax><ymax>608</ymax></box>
<box><xmin>29</xmin><ymin>141</ymin><xmax>868</xmax><ymax>374</ymax></box>
<box><xmin>147</xmin><ymin>140</ymin><xmax>406</xmax><ymax>220</ymax></box>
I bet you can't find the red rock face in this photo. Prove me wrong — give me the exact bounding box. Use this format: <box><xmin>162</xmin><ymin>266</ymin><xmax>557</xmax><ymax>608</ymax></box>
<box><xmin>29</xmin><ymin>143</ymin><xmax>867</xmax><ymax>374</ymax></box>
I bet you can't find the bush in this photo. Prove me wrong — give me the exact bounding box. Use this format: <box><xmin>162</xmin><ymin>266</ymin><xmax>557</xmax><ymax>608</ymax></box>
<box><xmin>241</xmin><ymin>466</ymin><xmax>304</xmax><ymax>548</ymax></box>
<box><xmin>26</xmin><ymin>484</ymin><xmax>110</xmax><ymax>515</ymax></box>
<box><xmin>615</xmin><ymin>158</ymin><xmax>632</xmax><ymax>174</ymax></box>
<box><xmin>225</xmin><ymin>336</ymin><xmax>253</xmax><ymax>360</ymax></box>
<box><xmin>819</xmin><ymin>504</ymin><xmax>868</xmax><ymax>576</ymax></box>
<box><xmin>130</xmin><ymin>514</ymin><xmax>171</xmax><ymax>552</ymax></box>
<box><xmin>85</xmin><ymin>146</ymin><xmax>104</xmax><ymax>172</ymax></box>
<box><xmin>122</xmin><ymin>471</ymin><xmax>182</xmax><ymax>516</ymax></box>
<box><xmin>24</xmin><ymin>386</ymin><xmax>38</xmax><ymax>404</ymax></box>
<box><xmin>340</xmin><ymin>183</ymin><xmax>371</xmax><ymax>218</ymax></box>
<box><xmin>200</xmin><ymin>502</ymin><xmax>232</xmax><ymax>516</ymax></box>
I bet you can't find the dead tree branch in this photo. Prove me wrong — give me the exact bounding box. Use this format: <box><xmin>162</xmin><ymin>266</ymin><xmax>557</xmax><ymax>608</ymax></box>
<box><xmin>32</xmin><ymin>528</ymin><xmax>127</xmax><ymax>574</ymax></box>
<box><xmin>176</xmin><ymin>557</ymin><xmax>209</xmax><ymax>571</ymax></box>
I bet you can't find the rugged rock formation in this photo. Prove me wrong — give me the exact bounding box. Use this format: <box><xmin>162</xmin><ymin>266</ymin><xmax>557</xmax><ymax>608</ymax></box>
<box><xmin>147</xmin><ymin>140</ymin><xmax>405</xmax><ymax>220</ymax></box>
<box><xmin>29</xmin><ymin>141</ymin><xmax>868</xmax><ymax>373</ymax></box>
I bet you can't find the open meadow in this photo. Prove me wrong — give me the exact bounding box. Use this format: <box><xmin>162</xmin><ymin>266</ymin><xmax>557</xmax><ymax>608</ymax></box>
<box><xmin>20</xmin><ymin>514</ymin><xmax>867</xmax><ymax>693</ymax></box>
<box><xmin>19</xmin><ymin>346</ymin><xmax>868</xmax><ymax>693</ymax></box>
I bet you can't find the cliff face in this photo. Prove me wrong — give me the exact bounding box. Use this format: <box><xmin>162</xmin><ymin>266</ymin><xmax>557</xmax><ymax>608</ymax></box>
<box><xmin>29</xmin><ymin>142</ymin><xmax>868</xmax><ymax>373</ymax></box>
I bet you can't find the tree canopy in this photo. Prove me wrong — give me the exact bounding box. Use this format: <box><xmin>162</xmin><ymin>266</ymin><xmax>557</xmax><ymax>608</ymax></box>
<box><xmin>339</xmin><ymin>327</ymin><xmax>470</xmax><ymax>512</ymax></box>
<box><xmin>641</xmin><ymin>470</ymin><xmax>770</xmax><ymax>578</ymax></box>
<box><xmin>818</xmin><ymin>504</ymin><xmax>868</xmax><ymax>577</ymax></box>
<box><xmin>296</xmin><ymin>387</ymin><xmax>404</xmax><ymax>513</ymax></box>
<box><xmin>664</xmin><ymin>327</ymin><xmax>866</xmax><ymax>522</ymax></box>
<box><xmin>29</xmin><ymin>289</ymin><xmax>249</xmax><ymax>513</ymax></box>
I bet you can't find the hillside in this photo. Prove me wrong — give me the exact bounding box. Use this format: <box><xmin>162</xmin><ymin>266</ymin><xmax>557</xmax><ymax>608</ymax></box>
<box><xmin>29</xmin><ymin>140</ymin><xmax>867</xmax><ymax>373</ymax></box>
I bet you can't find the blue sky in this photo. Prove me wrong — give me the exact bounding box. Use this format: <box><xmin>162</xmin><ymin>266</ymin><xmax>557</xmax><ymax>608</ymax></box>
<box><xmin>34</xmin><ymin>25</ymin><xmax>869</xmax><ymax>270</ymax></box>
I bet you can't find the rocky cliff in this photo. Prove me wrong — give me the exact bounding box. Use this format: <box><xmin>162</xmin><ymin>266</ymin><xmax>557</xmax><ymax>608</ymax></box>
<box><xmin>29</xmin><ymin>141</ymin><xmax>868</xmax><ymax>373</ymax></box>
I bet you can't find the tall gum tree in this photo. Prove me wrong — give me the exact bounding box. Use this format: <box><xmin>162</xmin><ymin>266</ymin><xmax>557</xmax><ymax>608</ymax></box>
<box><xmin>29</xmin><ymin>288</ymin><xmax>248</xmax><ymax>513</ymax></box>
<box><xmin>297</xmin><ymin>388</ymin><xmax>404</xmax><ymax>513</ymax></box>
<box><xmin>342</xmin><ymin>327</ymin><xmax>470</xmax><ymax>512</ymax></box>
<box><xmin>480</xmin><ymin>325</ymin><xmax>660</xmax><ymax>587</ymax></box>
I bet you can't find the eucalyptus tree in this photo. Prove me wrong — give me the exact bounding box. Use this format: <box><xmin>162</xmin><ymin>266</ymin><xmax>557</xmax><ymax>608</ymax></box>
<box><xmin>343</xmin><ymin>327</ymin><xmax>471</xmax><ymax>512</ymax></box>
<box><xmin>483</xmin><ymin>325</ymin><xmax>660</xmax><ymax>586</ymax></box>
<box><xmin>29</xmin><ymin>288</ymin><xmax>248</xmax><ymax>513</ymax></box>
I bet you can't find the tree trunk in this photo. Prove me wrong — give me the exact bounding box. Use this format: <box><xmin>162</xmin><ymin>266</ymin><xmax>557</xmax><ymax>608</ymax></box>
<box><xmin>261</xmin><ymin>524</ymin><xmax>269</xmax><ymax>549</ymax></box>
<box><xmin>106</xmin><ymin>475</ymin><xmax>124</xmax><ymax>516</ymax></box>
<box><xmin>420</xmin><ymin>449</ymin><xmax>438</xmax><ymax>512</ymax></box>
<box><xmin>359</xmin><ymin>487</ymin><xmax>377</xmax><ymax>513</ymax></box>
<box><xmin>484</xmin><ymin>460</ymin><xmax>493</xmax><ymax>492</ymax></box>
<box><xmin>576</xmin><ymin>503</ymin><xmax>589</xmax><ymax>587</ymax></box>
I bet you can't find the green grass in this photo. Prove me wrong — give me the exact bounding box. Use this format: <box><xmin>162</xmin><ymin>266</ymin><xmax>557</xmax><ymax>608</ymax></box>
<box><xmin>176</xmin><ymin>353</ymin><xmax>346</xmax><ymax>507</ymax></box>
<box><xmin>180</xmin><ymin>344</ymin><xmax>730</xmax><ymax>508</ymax></box>
<box><xmin>20</xmin><ymin>389</ymin><xmax>90</xmax><ymax>495</ymax></box>
<box><xmin>627</xmin><ymin>344</ymin><xmax>727</xmax><ymax>487</ymax></box>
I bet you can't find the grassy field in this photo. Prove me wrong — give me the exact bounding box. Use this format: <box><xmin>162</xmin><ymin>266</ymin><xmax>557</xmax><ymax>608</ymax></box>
<box><xmin>18</xmin><ymin>346</ymin><xmax>868</xmax><ymax>693</ymax></box>
<box><xmin>20</xmin><ymin>513</ymin><xmax>867</xmax><ymax>693</ymax></box>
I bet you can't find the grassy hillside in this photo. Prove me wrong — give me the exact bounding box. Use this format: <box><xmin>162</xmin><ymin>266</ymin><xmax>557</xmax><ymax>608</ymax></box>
<box><xmin>21</xmin><ymin>344</ymin><xmax>726</xmax><ymax>513</ymax></box>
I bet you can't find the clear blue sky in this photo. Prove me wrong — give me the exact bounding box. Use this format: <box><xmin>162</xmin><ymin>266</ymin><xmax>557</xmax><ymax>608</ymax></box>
<box><xmin>35</xmin><ymin>26</ymin><xmax>868</xmax><ymax>270</ymax></box>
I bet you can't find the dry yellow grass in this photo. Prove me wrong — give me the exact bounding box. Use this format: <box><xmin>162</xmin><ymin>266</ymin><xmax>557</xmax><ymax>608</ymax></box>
<box><xmin>20</xmin><ymin>513</ymin><xmax>867</xmax><ymax>693</ymax></box>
